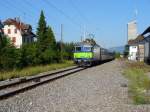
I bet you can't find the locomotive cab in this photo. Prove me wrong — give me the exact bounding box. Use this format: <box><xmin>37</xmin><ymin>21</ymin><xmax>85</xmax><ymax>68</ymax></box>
<box><xmin>74</xmin><ymin>44</ymin><xmax>93</xmax><ymax>66</ymax></box>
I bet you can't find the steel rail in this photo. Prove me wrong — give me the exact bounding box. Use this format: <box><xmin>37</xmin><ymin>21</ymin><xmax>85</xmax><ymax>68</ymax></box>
<box><xmin>0</xmin><ymin>67</ymin><xmax>85</xmax><ymax>100</ymax></box>
<box><xmin>0</xmin><ymin>66</ymin><xmax>78</xmax><ymax>90</ymax></box>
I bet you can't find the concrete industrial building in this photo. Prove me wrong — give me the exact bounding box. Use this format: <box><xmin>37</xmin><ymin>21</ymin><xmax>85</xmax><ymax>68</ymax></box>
<box><xmin>127</xmin><ymin>20</ymin><xmax>139</xmax><ymax>61</ymax></box>
<box><xmin>127</xmin><ymin>20</ymin><xmax>138</xmax><ymax>42</ymax></box>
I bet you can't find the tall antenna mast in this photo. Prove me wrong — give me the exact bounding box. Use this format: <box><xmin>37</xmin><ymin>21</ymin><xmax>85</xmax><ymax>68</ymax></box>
<box><xmin>134</xmin><ymin>8</ymin><xmax>138</xmax><ymax>21</ymax></box>
<box><xmin>83</xmin><ymin>25</ymin><xmax>86</xmax><ymax>41</ymax></box>
<box><xmin>134</xmin><ymin>0</ymin><xmax>138</xmax><ymax>36</ymax></box>
<box><xmin>134</xmin><ymin>0</ymin><xmax>138</xmax><ymax>20</ymax></box>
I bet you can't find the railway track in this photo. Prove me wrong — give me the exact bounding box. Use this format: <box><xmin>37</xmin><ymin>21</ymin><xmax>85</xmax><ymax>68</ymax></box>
<box><xmin>0</xmin><ymin>66</ymin><xmax>86</xmax><ymax>100</ymax></box>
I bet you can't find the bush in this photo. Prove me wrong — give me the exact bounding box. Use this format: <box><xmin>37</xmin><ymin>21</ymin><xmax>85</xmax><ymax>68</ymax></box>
<box><xmin>115</xmin><ymin>52</ymin><xmax>121</xmax><ymax>58</ymax></box>
<box><xmin>0</xmin><ymin>61</ymin><xmax>74</xmax><ymax>81</ymax></box>
<box><xmin>0</xmin><ymin>35</ymin><xmax>20</xmax><ymax>70</ymax></box>
<box><xmin>0</xmin><ymin>46</ymin><xmax>20</xmax><ymax>70</ymax></box>
<box><xmin>40</xmin><ymin>49</ymin><xmax>58</xmax><ymax>64</ymax></box>
<box><xmin>56</xmin><ymin>42</ymin><xmax>74</xmax><ymax>60</ymax></box>
<box><xmin>19</xmin><ymin>43</ymin><xmax>40</xmax><ymax>67</ymax></box>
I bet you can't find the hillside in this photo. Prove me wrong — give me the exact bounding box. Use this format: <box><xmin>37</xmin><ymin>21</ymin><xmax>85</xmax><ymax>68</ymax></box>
<box><xmin>109</xmin><ymin>46</ymin><xmax>125</xmax><ymax>54</ymax></box>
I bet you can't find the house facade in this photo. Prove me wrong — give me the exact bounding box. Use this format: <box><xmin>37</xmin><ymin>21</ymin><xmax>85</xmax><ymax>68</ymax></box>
<box><xmin>3</xmin><ymin>18</ymin><xmax>35</xmax><ymax>48</ymax></box>
<box><xmin>128</xmin><ymin>45</ymin><xmax>138</xmax><ymax>61</ymax></box>
<box><xmin>127</xmin><ymin>26</ymin><xmax>150</xmax><ymax>63</ymax></box>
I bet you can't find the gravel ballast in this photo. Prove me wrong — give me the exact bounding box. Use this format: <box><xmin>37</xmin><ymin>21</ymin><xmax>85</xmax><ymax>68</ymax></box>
<box><xmin>0</xmin><ymin>60</ymin><xmax>150</xmax><ymax>112</ymax></box>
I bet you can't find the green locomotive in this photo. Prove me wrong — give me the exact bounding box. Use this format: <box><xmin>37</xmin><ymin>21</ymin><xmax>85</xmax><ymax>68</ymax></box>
<box><xmin>73</xmin><ymin>42</ymin><xmax>114</xmax><ymax>66</ymax></box>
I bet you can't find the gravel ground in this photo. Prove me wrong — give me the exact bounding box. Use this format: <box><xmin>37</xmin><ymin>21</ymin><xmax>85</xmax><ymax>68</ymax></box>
<box><xmin>0</xmin><ymin>60</ymin><xmax>150</xmax><ymax>112</ymax></box>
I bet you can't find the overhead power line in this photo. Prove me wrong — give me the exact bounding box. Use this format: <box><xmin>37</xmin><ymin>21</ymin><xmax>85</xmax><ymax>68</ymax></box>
<box><xmin>24</xmin><ymin>0</ymin><xmax>59</xmax><ymax>31</ymax></box>
<box><xmin>24</xmin><ymin>0</ymin><xmax>60</xmax><ymax>27</ymax></box>
<box><xmin>43</xmin><ymin>0</ymin><xmax>81</xmax><ymax>29</ymax></box>
<box><xmin>2</xmin><ymin>0</ymin><xmax>38</xmax><ymax>25</ymax></box>
<box><xmin>68</xmin><ymin>0</ymin><xmax>89</xmax><ymax>23</ymax></box>
<box><xmin>1</xmin><ymin>0</ymin><xmax>30</xmax><ymax>21</ymax></box>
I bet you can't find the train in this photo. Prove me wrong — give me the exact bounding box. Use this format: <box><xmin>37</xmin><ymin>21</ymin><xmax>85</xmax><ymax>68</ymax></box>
<box><xmin>73</xmin><ymin>42</ymin><xmax>115</xmax><ymax>66</ymax></box>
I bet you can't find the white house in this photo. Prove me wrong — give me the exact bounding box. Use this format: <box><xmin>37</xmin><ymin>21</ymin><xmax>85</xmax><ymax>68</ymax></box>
<box><xmin>3</xmin><ymin>18</ymin><xmax>35</xmax><ymax>48</ymax></box>
<box><xmin>128</xmin><ymin>45</ymin><xmax>138</xmax><ymax>61</ymax></box>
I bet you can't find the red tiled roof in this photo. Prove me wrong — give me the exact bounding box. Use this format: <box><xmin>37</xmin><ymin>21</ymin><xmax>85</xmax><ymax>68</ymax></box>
<box><xmin>3</xmin><ymin>18</ymin><xmax>35</xmax><ymax>36</ymax></box>
<box><xmin>128</xmin><ymin>35</ymin><xmax>144</xmax><ymax>45</ymax></box>
<box><xmin>3</xmin><ymin>18</ymin><xmax>32</xmax><ymax>32</ymax></box>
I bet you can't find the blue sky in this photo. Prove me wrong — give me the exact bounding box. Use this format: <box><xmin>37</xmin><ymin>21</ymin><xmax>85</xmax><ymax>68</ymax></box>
<box><xmin>0</xmin><ymin>0</ymin><xmax>150</xmax><ymax>48</ymax></box>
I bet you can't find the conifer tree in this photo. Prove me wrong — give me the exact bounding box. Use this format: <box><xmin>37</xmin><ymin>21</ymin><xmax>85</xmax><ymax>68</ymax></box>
<box><xmin>36</xmin><ymin>10</ymin><xmax>59</xmax><ymax>63</ymax></box>
<box><xmin>36</xmin><ymin>10</ymin><xmax>47</xmax><ymax>52</ymax></box>
<box><xmin>46</xmin><ymin>26</ymin><xmax>56</xmax><ymax>50</ymax></box>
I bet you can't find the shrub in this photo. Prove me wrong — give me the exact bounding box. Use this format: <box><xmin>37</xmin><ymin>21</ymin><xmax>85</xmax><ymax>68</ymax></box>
<box><xmin>0</xmin><ymin>35</ymin><xmax>20</xmax><ymax>70</ymax></box>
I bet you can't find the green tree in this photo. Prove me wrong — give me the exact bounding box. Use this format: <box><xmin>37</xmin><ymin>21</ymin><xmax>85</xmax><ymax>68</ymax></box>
<box><xmin>19</xmin><ymin>43</ymin><xmax>40</xmax><ymax>67</ymax></box>
<box><xmin>0</xmin><ymin>35</ymin><xmax>19</xmax><ymax>70</ymax></box>
<box><xmin>115</xmin><ymin>52</ymin><xmax>121</xmax><ymax>59</ymax></box>
<box><xmin>36</xmin><ymin>10</ymin><xmax>47</xmax><ymax>52</ymax></box>
<box><xmin>46</xmin><ymin>26</ymin><xmax>56</xmax><ymax>50</ymax></box>
<box><xmin>124</xmin><ymin>45</ymin><xmax>129</xmax><ymax>58</ymax></box>
<box><xmin>0</xmin><ymin>34</ymin><xmax>8</xmax><ymax>50</ymax></box>
<box><xmin>36</xmin><ymin>10</ymin><xmax>60</xmax><ymax>64</ymax></box>
<box><xmin>56</xmin><ymin>42</ymin><xmax>74</xmax><ymax>60</ymax></box>
<box><xmin>0</xmin><ymin>33</ymin><xmax>2</xmax><ymax>48</ymax></box>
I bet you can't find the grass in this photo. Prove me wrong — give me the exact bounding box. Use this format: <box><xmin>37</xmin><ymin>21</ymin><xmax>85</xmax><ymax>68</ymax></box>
<box><xmin>0</xmin><ymin>61</ymin><xmax>74</xmax><ymax>81</ymax></box>
<box><xmin>123</xmin><ymin>61</ymin><xmax>150</xmax><ymax>104</ymax></box>
<box><xmin>126</xmin><ymin>61</ymin><xmax>150</xmax><ymax>73</ymax></box>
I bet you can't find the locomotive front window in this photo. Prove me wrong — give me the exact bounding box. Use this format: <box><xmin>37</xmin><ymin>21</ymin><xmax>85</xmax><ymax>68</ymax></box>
<box><xmin>75</xmin><ymin>47</ymin><xmax>81</xmax><ymax>52</ymax></box>
<box><xmin>84</xmin><ymin>47</ymin><xmax>92</xmax><ymax>52</ymax></box>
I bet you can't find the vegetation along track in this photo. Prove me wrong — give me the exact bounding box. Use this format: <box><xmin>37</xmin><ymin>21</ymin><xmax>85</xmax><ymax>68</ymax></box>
<box><xmin>0</xmin><ymin>66</ymin><xmax>85</xmax><ymax>100</ymax></box>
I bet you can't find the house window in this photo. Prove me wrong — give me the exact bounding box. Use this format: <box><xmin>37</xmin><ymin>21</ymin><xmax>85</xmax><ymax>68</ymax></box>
<box><xmin>14</xmin><ymin>29</ymin><xmax>17</xmax><ymax>34</ymax></box>
<box><xmin>8</xmin><ymin>29</ymin><xmax>11</xmax><ymax>34</ymax></box>
<box><xmin>12</xmin><ymin>37</ymin><xmax>16</xmax><ymax>44</ymax></box>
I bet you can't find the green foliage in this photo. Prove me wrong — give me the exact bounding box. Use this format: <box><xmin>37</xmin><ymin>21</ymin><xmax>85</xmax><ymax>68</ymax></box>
<box><xmin>63</xmin><ymin>42</ymin><xmax>74</xmax><ymax>60</ymax></box>
<box><xmin>46</xmin><ymin>26</ymin><xmax>56</xmax><ymax>50</ymax></box>
<box><xmin>40</xmin><ymin>49</ymin><xmax>56</xmax><ymax>64</ymax></box>
<box><xmin>19</xmin><ymin>43</ymin><xmax>40</xmax><ymax>67</ymax></box>
<box><xmin>0</xmin><ymin>10</ymin><xmax>74</xmax><ymax>75</ymax></box>
<box><xmin>0</xmin><ymin>35</ymin><xmax>19</xmax><ymax>70</ymax></box>
<box><xmin>56</xmin><ymin>42</ymin><xmax>74</xmax><ymax>60</ymax></box>
<box><xmin>36</xmin><ymin>11</ymin><xmax>59</xmax><ymax>64</ymax></box>
<box><xmin>0</xmin><ymin>34</ymin><xmax>12</xmax><ymax>50</ymax></box>
<box><xmin>124</xmin><ymin>45</ymin><xmax>129</xmax><ymax>58</ymax></box>
<box><xmin>0</xmin><ymin>61</ymin><xmax>74</xmax><ymax>81</ymax></box>
<box><xmin>36</xmin><ymin>10</ymin><xmax>47</xmax><ymax>52</ymax></box>
<box><xmin>115</xmin><ymin>52</ymin><xmax>121</xmax><ymax>58</ymax></box>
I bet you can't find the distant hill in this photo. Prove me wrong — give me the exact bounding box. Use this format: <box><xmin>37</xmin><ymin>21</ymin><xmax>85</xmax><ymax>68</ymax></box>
<box><xmin>109</xmin><ymin>46</ymin><xmax>125</xmax><ymax>54</ymax></box>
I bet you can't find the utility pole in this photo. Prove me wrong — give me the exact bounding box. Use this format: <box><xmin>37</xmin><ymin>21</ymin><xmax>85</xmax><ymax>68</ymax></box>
<box><xmin>83</xmin><ymin>25</ymin><xmax>86</xmax><ymax>41</ymax></box>
<box><xmin>81</xmin><ymin>36</ymin><xmax>83</xmax><ymax>42</ymax></box>
<box><xmin>60</xmin><ymin>24</ymin><xmax>63</xmax><ymax>61</ymax></box>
